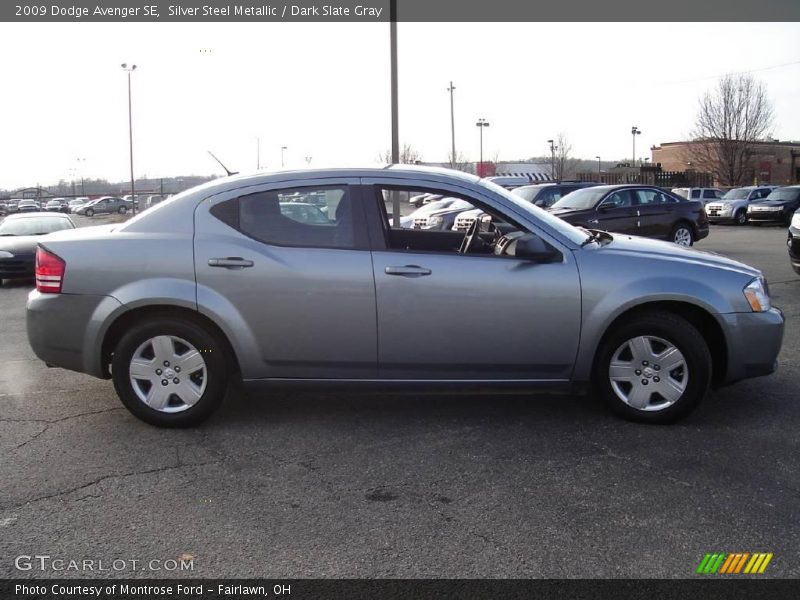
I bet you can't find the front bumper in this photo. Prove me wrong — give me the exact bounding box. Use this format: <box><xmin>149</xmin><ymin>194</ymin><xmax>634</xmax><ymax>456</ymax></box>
<box><xmin>788</xmin><ymin>228</ymin><xmax>800</xmax><ymax>268</ymax></box>
<box><xmin>0</xmin><ymin>253</ymin><xmax>34</xmax><ymax>279</ymax></box>
<box><xmin>747</xmin><ymin>210</ymin><xmax>788</xmax><ymax>223</ymax></box>
<box><xmin>27</xmin><ymin>290</ymin><xmax>124</xmax><ymax>378</ymax></box>
<box><xmin>717</xmin><ymin>307</ymin><xmax>785</xmax><ymax>385</ymax></box>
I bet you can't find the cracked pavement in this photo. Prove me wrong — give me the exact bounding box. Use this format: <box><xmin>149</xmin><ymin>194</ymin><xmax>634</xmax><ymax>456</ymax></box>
<box><xmin>1</xmin><ymin>223</ymin><xmax>799</xmax><ymax>578</ymax></box>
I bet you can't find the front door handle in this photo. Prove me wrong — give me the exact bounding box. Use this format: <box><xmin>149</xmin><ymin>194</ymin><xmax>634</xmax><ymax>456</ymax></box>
<box><xmin>208</xmin><ymin>257</ymin><xmax>254</xmax><ymax>269</ymax></box>
<box><xmin>385</xmin><ymin>265</ymin><xmax>431</xmax><ymax>277</ymax></box>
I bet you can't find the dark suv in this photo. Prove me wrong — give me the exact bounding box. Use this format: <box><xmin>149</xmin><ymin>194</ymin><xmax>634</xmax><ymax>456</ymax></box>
<box><xmin>747</xmin><ymin>186</ymin><xmax>800</xmax><ymax>225</ymax></box>
<box><xmin>512</xmin><ymin>182</ymin><xmax>599</xmax><ymax>209</ymax></box>
<box><xmin>548</xmin><ymin>185</ymin><xmax>709</xmax><ymax>246</ymax></box>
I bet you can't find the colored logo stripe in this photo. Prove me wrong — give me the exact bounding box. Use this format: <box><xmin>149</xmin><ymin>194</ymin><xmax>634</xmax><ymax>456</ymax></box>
<box><xmin>699</xmin><ymin>552</ymin><xmax>773</xmax><ymax>574</ymax></box>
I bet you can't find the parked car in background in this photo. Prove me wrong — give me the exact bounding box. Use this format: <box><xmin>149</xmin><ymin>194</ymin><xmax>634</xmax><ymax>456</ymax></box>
<box><xmin>747</xmin><ymin>186</ymin><xmax>800</xmax><ymax>225</ymax></box>
<box><xmin>788</xmin><ymin>209</ymin><xmax>800</xmax><ymax>275</ymax></box>
<box><xmin>407</xmin><ymin>198</ymin><xmax>473</xmax><ymax>230</ymax></box>
<box><xmin>410</xmin><ymin>193</ymin><xmax>444</xmax><ymax>208</ymax></box>
<box><xmin>548</xmin><ymin>185</ymin><xmax>709</xmax><ymax>246</ymax></box>
<box><xmin>483</xmin><ymin>175</ymin><xmax>535</xmax><ymax>190</ymax></box>
<box><xmin>45</xmin><ymin>199</ymin><xmax>69</xmax><ymax>213</ymax></box>
<box><xmin>278</xmin><ymin>202</ymin><xmax>329</xmax><ymax>225</ymax></box>
<box><xmin>704</xmin><ymin>186</ymin><xmax>778</xmax><ymax>224</ymax></box>
<box><xmin>513</xmin><ymin>182</ymin><xmax>600</xmax><ymax>209</ymax></box>
<box><xmin>74</xmin><ymin>196</ymin><xmax>131</xmax><ymax>217</ymax></box>
<box><xmin>68</xmin><ymin>198</ymin><xmax>87</xmax><ymax>213</ymax></box>
<box><xmin>5</xmin><ymin>200</ymin><xmax>21</xmax><ymax>214</ymax></box>
<box><xmin>671</xmin><ymin>187</ymin><xmax>725</xmax><ymax>205</ymax></box>
<box><xmin>25</xmin><ymin>167</ymin><xmax>783</xmax><ymax>427</ymax></box>
<box><xmin>143</xmin><ymin>195</ymin><xmax>164</xmax><ymax>209</ymax></box>
<box><xmin>0</xmin><ymin>213</ymin><xmax>75</xmax><ymax>284</ymax></box>
<box><xmin>16</xmin><ymin>200</ymin><xmax>42</xmax><ymax>213</ymax></box>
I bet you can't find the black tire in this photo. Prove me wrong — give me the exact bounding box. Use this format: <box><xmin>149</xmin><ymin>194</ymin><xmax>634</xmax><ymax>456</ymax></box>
<box><xmin>793</xmin><ymin>264</ymin><xmax>800</xmax><ymax>276</ymax></box>
<box><xmin>111</xmin><ymin>316</ymin><xmax>228</xmax><ymax>427</ymax></box>
<box><xmin>734</xmin><ymin>209</ymin><xmax>747</xmax><ymax>225</ymax></box>
<box><xmin>670</xmin><ymin>223</ymin><xmax>694</xmax><ymax>246</ymax></box>
<box><xmin>85</xmin><ymin>209</ymin><xmax>94</xmax><ymax>217</ymax></box>
<box><xmin>592</xmin><ymin>311</ymin><xmax>711</xmax><ymax>424</ymax></box>
<box><xmin>118</xmin><ymin>206</ymin><xmax>127</xmax><ymax>214</ymax></box>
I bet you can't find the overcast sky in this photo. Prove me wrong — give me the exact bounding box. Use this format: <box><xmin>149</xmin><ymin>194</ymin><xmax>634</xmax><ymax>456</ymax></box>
<box><xmin>0</xmin><ymin>22</ymin><xmax>798</xmax><ymax>189</ymax></box>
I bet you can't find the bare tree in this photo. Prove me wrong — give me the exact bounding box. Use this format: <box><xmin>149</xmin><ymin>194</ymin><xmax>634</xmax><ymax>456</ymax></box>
<box><xmin>551</xmin><ymin>133</ymin><xmax>583</xmax><ymax>180</ymax></box>
<box><xmin>447</xmin><ymin>151</ymin><xmax>474</xmax><ymax>173</ymax></box>
<box><xmin>379</xmin><ymin>144</ymin><xmax>423</xmax><ymax>164</ymax></box>
<box><xmin>685</xmin><ymin>74</ymin><xmax>774</xmax><ymax>186</ymax></box>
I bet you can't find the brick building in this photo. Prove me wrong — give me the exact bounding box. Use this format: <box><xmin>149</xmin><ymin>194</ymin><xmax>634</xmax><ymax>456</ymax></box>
<box><xmin>651</xmin><ymin>140</ymin><xmax>800</xmax><ymax>186</ymax></box>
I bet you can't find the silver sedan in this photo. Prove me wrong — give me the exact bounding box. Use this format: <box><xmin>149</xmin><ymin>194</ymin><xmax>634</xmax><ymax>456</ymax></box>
<box><xmin>26</xmin><ymin>167</ymin><xmax>784</xmax><ymax>427</ymax></box>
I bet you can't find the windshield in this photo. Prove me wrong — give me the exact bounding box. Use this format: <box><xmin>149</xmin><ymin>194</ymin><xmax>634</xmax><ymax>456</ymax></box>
<box><xmin>722</xmin><ymin>188</ymin><xmax>751</xmax><ymax>200</ymax></box>
<box><xmin>18</xmin><ymin>201</ymin><xmax>36</xmax><ymax>206</ymax></box>
<box><xmin>0</xmin><ymin>216</ymin><xmax>74</xmax><ymax>236</ymax></box>
<box><xmin>479</xmin><ymin>179</ymin><xmax>590</xmax><ymax>245</ymax></box>
<box><xmin>512</xmin><ymin>186</ymin><xmax>546</xmax><ymax>202</ymax></box>
<box><xmin>550</xmin><ymin>187</ymin><xmax>608</xmax><ymax>210</ymax></box>
<box><xmin>69</xmin><ymin>200</ymin><xmax>84</xmax><ymax>205</ymax></box>
<box><xmin>765</xmin><ymin>189</ymin><xmax>800</xmax><ymax>201</ymax></box>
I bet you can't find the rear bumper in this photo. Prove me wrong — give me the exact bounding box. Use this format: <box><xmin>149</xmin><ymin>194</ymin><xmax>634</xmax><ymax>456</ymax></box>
<box><xmin>717</xmin><ymin>308</ymin><xmax>785</xmax><ymax>385</ymax></box>
<box><xmin>695</xmin><ymin>224</ymin><xmax>709</xmax><ymax>241</ymax></box>
<box><xmin>27</xmin><ymin>290</ymin><xmax>123</xmax><ymax>378</ymax></box>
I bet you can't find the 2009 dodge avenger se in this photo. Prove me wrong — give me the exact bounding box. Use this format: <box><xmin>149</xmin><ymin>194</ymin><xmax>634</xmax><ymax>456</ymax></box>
<box><xmin>26</xmin><ymin>167</ymin><xmax>784</xmax><ymax>427</ymax></box>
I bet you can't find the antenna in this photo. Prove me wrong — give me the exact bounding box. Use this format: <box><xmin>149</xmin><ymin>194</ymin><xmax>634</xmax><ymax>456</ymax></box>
<box><xmin>207</xmin><ymin>151</ymin><xmax>238</xmax><ymax>176</ymax></box>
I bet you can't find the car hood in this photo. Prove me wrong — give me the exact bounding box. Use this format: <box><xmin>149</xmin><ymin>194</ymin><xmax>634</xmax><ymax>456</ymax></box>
<box><xmin>598</xmin><ymin>234</ymin><xmax>761</xmax><ymax>278</ymax></box>
<box><xmin>0</xmin><ymin>235</ymin><xmax>43</xmax><ymax>254</ymax></box>
<box><xmin>749</xmin><ymin>200</ymin><xmax>791</xmax><ymax>207</ymax></box>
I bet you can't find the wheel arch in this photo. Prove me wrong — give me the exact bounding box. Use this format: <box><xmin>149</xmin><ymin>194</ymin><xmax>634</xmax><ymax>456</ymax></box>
<box><xmin>100</xmin><ymin>305</ymin><xmax>241</xmax><ymax>379</ymax></box>
<box><xmin>590</xmin><ymin>301</ymin><xmax>728</xmax><ymax>387</ymax></box>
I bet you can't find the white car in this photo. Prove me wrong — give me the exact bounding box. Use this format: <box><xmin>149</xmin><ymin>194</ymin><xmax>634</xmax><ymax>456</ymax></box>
<box><xmin>671</xmin><ymin>187</ymin><xmax>725</xmax><ymax>205</ymax></box>
<box><xmin>705</xmin><ymin>186</ymin><xmax>778</xmax><ymax>225</ymax></box>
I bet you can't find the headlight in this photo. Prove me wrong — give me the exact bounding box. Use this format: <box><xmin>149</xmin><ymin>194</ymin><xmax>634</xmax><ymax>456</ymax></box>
<box><xmin>791</xmin><ymin>212</ymin><xmax>800</xmax><ymax>229</ymax></box>
<box><xmin>0</xmin><ymin>250</ymin><xmax>13</xmax><ymax>258</ymax></box>
<box><xmin>743</xmin><ymin>277</ymin><xmax>771</xmax><ymax>312</ymax></box>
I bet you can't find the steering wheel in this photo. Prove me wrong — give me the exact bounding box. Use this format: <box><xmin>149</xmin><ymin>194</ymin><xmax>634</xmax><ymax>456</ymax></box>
<box><xmin>458</xmin><ymin>219</ymin><xmax>481</xmax><ymax>254</ymax></box>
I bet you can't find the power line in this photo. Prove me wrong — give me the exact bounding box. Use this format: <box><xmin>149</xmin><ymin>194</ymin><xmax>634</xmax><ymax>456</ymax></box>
<box><xmin>660</xmin><ymin>58</ymin><xmax>800</xmax><ymax>87</ymax></box>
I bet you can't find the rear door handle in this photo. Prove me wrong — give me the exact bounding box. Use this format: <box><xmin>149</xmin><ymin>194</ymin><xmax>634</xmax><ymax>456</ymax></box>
<box><xmin>208</xmin><ymin>257</ymin><xmax>254</xmax><ymax>269</ymax></box>
<box><xmin>385</xmin><ymin>265</ymin><xmax>431</xmax><ymax>277</ymax></box>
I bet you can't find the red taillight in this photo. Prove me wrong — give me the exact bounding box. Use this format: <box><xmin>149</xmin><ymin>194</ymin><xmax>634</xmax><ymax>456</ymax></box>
<box><xmin>35</xmin><ymin>247</ymin><xmax>65</xmax><ymax>293</ymax></box>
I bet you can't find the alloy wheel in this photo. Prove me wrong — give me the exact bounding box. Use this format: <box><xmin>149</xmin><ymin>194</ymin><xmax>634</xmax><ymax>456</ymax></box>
<box><xmin>673</xmin><ymin>227</ymin><xmax>692</xmax><ymax>246</ymax></box>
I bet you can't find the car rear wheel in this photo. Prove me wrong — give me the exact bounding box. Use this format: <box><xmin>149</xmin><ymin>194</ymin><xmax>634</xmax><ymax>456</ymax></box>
<box><xmin>734</xmin><ymin>209</ymin><xmax>747</xmax><ymax>225</ymax></box>
<box><xmin>671</xmin><ymin>224</ymin><xmax>693</xmax><ymax>246</ymax></box>
<box><xmin>111</xmin><ymin>317</ymin><xmax>228</xmax><ymax>427</ymax></box>
<box><xmin>593</xmin><ymin>311</ymin><xmax>711</xmax><ymax>423</ymax></box>
<box><xmin>85</xmin><ymin>209</ymin><xmax>94</xmax><ymax>217</ymax></box>
<box><xmin>118</xmin><ymin>206</ymin><xmax>127</xmax><ymax>214</ymax></box>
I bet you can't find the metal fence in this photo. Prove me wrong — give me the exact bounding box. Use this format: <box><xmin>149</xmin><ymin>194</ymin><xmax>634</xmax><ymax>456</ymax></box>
<box><xmin>577</xmin><ymin>170</ymin><xmax>714</xmax><ymax>188</ymax></box>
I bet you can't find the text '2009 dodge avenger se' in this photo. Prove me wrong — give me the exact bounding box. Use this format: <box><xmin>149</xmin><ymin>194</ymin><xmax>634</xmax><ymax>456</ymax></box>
<box><xmin>26</xmin><ymin>167</ymin><xmax>784</xmax><ymax>427</ymax></box>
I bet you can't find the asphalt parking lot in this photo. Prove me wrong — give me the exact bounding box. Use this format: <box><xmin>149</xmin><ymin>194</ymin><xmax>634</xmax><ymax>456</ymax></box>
<box><xmin>1</xmin><ymin>219</ymin><xmax>798</xmax><ymax>579</ymax></box>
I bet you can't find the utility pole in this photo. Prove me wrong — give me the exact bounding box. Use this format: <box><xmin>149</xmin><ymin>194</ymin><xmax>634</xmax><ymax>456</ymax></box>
<box><xmin>121</xmin><ymin>63</ymin><xmax>137</xmax><ymax>214</ymax></box>
<box><xmin>596</xmin><ymin>155</ymin><xmax>601</xmax><ymax>179</ymax></box>
<box><xmin>447</xmin><ymin>81</ymin><xmax>456</xmax><ymax>166</ymax></box>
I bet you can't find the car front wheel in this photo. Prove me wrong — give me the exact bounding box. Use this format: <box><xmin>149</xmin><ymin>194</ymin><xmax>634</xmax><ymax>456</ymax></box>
<box><xmin>85</xmin><ymin>209</ymin><xmax>94</xmax><ymax>217</ymax></box>
<box><xmin>671</xmin><ymin>224</ymin><xmax>693</xmax><ymax>246</ymax></box>
<box><xmin>119</xmin><ymin>206</ymin><xmax>127</xmax><ymax>214</ymax></box>
<box><xmin>593</xmin><ymin>311</ymin><xmax>711</xmax><ymax>423</ymax></box>
<box><xmin>735</xmin><ymin>209</ymin><xmax>747</xmax><ymax>225</ymax></box>
<box><xmin>111</xmin><ymin>316</ymin><xmax>229</xmax><ymax>427</ymax></box>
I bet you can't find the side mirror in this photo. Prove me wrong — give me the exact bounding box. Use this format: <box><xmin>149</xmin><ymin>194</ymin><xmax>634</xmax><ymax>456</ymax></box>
<box><xmin>514</xmin><ymin>235</ymin><xmax>561</xmax><ymax>262</ymax></box>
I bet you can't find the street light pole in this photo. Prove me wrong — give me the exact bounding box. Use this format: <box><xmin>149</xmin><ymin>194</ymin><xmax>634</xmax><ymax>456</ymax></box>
<box><xmin>447</xmin><ymin>81</ymin><xmax>456</xmax><ymax>166</ymax></box>
<box><xmin>390</xmin><ymin>0</ymin><xmax>399</xmax><ymax>164</ymax></box>
<box><xmin>595</xmin><ymin>155</ymin><xmax>601</xmax><ymax>179</ymax></box>
<box><xmin>631</xmin><ymin>126</ymin><xmax>641</xmax><ymax>167</ymax></box>
<box><xmin>547</xmin><ymin>139</ymin><xmax>557</xmax><ymax>180</ymax></box>
<box><xmin>281</xmin><ymin>145</ymin><xmax>287</xmax><ymax>168</ymax></box>
<box><xmin>475</xmin><ymin>118</ymin><xmax>490</xmax><ymax>176</ymax></box>
<box><xmin>121</xmin><ymin>63</ymin><xmax>137</xmax><ymax>214</ymax></box>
